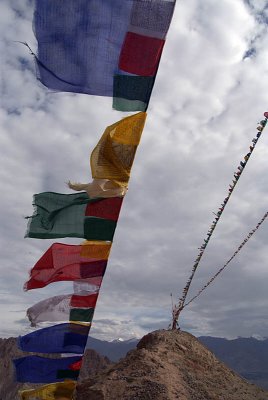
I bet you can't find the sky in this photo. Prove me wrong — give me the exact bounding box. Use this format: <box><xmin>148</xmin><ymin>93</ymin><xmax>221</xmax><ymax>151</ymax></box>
<box><xmin>1</xmin><ymin>0</ymin><xmax>268</xmax><ymax>342</ymax></box>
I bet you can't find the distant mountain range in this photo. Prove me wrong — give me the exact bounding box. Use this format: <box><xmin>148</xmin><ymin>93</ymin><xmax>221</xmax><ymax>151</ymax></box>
<box><xmin>199</xmin><ymin>336</ymin><xmax>268</xmax><ymax>390</ymax></box>
<box><xmin>87</xmin><ymin>336</ymin><xmax>139</xmax><ymax>362</ymax></box>
<box><xmin>87</xmin><ymin>334</ymin><xmax>268</xmax><ymax>390</ymax></box>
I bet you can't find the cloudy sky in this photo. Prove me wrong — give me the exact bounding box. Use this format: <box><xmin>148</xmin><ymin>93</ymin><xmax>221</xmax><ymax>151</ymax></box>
<box><xmin>1</xmin><ymin>0</ymin><xmax>268</xmax><ymax>342</ymax></box>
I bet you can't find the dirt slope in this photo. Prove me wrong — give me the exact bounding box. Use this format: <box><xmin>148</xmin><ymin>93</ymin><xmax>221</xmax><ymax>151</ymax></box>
<box><xmin>76</xmin><ymin>329</ymin><xmax>268</xmax><ymax>400</ymax></box>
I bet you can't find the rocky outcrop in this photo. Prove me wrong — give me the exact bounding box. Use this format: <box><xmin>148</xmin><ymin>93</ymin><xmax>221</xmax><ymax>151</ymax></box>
<box><xmin>0</xmin><ymin>337</ymin><xmax>23</xmax><ymax>400</ymax></box>
<box><xmin>76</xmin><ymin>329</ymin><xmax>268</xmax><ymax>400</ymax></box>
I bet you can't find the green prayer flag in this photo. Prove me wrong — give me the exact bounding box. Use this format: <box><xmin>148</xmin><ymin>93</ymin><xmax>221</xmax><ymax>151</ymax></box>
<box><xmin>56</xmin><ymin>370</ymin><xmax>80</xmax><ymax>379</ymax></box>
<box><xmin>84</xmin><ymin>217</ymin><xmax>117</xmax><ymax>241</ymax></box>
<box><xmin>69</xmin><ymin>308</ymin><xmax>94</xmax><ymax>323</ymax></box>
<box><xmin>25</xmin><ymin>192</ymin><xmax>117</xmax><ymax>241</ymax></box>
<box><xmin>113</xmin><ymin>97</ymin><xmax>147</xmax><ymax>112</ymax></box>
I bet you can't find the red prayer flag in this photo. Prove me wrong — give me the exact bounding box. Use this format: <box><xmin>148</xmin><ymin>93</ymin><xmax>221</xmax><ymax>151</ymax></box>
<box><xmin>69</xmin><ymin>359</ymin><xmax>83</xmax><ymax>371</ymax></box>
<box><xmin>85</xmin><ymin>197</ymin><xmax>123</xmax><ymax>221</ymax></box>
<box><xmin>70</xmin><ymin>292</ymin><xmax>99</xmax><ymax>308</ymax></box>
<box><xmin>119</xmin><ymin>32</ymin><xmax>165</xmax><ymax>76</ymax></box>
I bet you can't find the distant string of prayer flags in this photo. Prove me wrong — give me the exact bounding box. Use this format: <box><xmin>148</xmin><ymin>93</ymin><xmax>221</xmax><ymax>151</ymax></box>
<box><xmin>32</xmin><ymin>0</ymin><xmax>176</xmax><ymax>111</ymax></box>
<box><xmin>172</xmin><ymin>112</ymin><xmax>268</xmax><ymax>325</ymax></box>
<box><xmin>185</xmin><ymin>210</ymin><xmax>268</xmax><ymax>308</ymax></box>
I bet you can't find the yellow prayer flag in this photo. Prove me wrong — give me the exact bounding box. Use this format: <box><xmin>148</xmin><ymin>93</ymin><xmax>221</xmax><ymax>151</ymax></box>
<box><xmin>90</xmin><ymin>112</ymin><xmax>147</xmax><ymax>187</ymax></box>
<box><xmin>20</xmin><ymin>380</ymin><xmax>76</xmax><ymax>399</ymax></box>
<box><xmin>80</xmin><ymin>240</ymin><xmax>112</xmax><ymax>259</ymax></box>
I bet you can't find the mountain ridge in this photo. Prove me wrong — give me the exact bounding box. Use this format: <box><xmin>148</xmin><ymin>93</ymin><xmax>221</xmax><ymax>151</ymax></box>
<box><xmin>77</xmin><ymin>329</ymin><xmax>268</xmax><ymax>400</ymax></box>
<box><xmin>86</xmin><ymin>333</ymin><xmax>268</xmax><ymax>389</ymax></box>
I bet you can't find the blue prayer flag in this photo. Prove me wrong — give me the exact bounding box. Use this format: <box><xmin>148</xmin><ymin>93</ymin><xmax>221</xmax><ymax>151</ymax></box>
<box><xmin>34</xmin><ymin>0</ymin><xmax>133</xmax><ymax>96</ymax></box>
<box><xmin>32</xmin><ymin>0</ymin><xmax>176</xmax><ymax>110</ymax></box>
<box><xmin>14</xmin><ymin>355</ymin><xmax>81</xmax><ymax>383</ymax></box>
<box><xmin>18</xmin><ymin>323</ymin><xmax>89</xmax><ymax>354</ymax></box>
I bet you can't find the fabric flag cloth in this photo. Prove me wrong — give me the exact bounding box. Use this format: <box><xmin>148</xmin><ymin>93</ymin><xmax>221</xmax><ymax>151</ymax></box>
<box><xmin>68</xmin><ymin>178</ymin><xmax>127</xmax><ymax>198</ymax></box>
<box><xmin>18</xmin><ymin>323</ymin><xmax>90</xmax><ymax>354</ymax></box>
<box><xmin>33</xmin><ymin>1</ymin><xmax>176</xmax><ymax>111</ymax></box>
<box><xmin>19</xmin><ymin>381</ymin><xmax>76</xmax><ymax>400</ymax></box>
<box><xmin>14</xmin><ymin>355</ymin><xmax>81</xmax><ymax>383</ymax></box>
<box><xmin>33</xmin><ymin>0</ymin><xmax>133</xmax><ymax>96</ymax></box>
<box><xmin>73</xmin><ymin>277</ymin><xmax>103</xmax><ymax>294</ymax></box>
<box><xmin>91</xmin><ymin>112</ymin><xmax>146</xmax><ymax>188</ymax></box>
<box><xmin>24</xmin><ymin>242</ymin><xmax>110</xmax><ymax>290</ymax></box>
<box><xmin>27</xmin><ymin>292</ymin><xmax>98</xmax><ymax>326</ymax></box>
<box><xmin>25</xmin><ymin>192</ymin><xmax>122</xmax><ymax>240</ymax></box>
<box><xmin>113</xmin><ymin>74</ymin><xmax>155</xmax><ymax>112</ymax></box>
<box><xmin>68</xmin><ymin>112</ymin><xmax>146</xmax><ymax>195</ymax></box>
<box><xmin>113</xmin><ymin>0</ymin><xmax>176</xmax><ymax>111</ymax></box>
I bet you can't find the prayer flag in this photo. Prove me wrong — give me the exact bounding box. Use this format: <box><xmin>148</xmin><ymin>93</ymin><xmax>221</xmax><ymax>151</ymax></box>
<box><xmin>19</xmin><ymin>381</ymin><xmax>76</xmax><ymax>400</ymax></box>
<box><xmin>33</xmin><ymin>0</ymin><xmax>133</xmax><ymax>96</ymax></box>
<box><xmin>91</xmin><ymin>112</ymin><xmax>146</xmax><ymax>187</ymax></box>
<box><xmin>73</xmin><ymin>278</ymin><xmax>103</xmax><ymax>294</ymax></box>
<box><xmin>27</xmin><ymin>294</ymin><xmax>72</xmax><ymax>326</ymax></box>
<box><xmin>25</xmin><ymin>251</ymin><xmax>107</xmax><ymax>290</ymax></box>
<box><xmin>33</xmin><ymin>1</ymin><xmax>175</xmax><ymax>110</ymax></box>
<box><xmin>113</xmin><ymin>75</ymin><xmax>155</xmax><ymax>112</ymax></box>
<box><xmin>69</xmin><ymin>308</ymin><xmax>94</xmax><ymax>323</ymax></box>
<box><xmin>14</xmin><ymin>355</ymin><xmax>81</xmax><ymax>383</ymax></box>
<box><xmin>68</xmin><ymin>178</ymin><xmax>127</xmax><ymax>198</ymax></box>
<box><xmin>119</xmin><ymin>32</ymin><xmax>165</xmax><ymax>76</ymax></box>
<box><xmin>18</xmin><ymin>323</ymin><xmax>89</xmax><ymax>354</ymax></box>
<box><xmin>27</xmin><ymin>292</ymin><xmax>98</xmax><ymax>325</ymax></box>
<box><xmin>25</xmin><ymin>192</ymin><xmax>120</xmax><ymax>240</ymax></box>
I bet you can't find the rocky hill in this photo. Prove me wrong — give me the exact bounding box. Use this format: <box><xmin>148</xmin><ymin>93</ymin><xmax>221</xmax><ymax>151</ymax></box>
<box><xmin>76</xmin><ymin>329</ymin><xmax>268</xmax><ymax>400</ymax></box>
<box><xmin>86</xmin><ymin>334</ymin><xmax>268</xmax><ymax>389</ymax></box>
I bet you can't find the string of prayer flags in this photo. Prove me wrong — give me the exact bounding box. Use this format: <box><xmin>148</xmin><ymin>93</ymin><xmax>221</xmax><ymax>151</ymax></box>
<box><xmin>14</xmin><ymin>355</ymin><xmax>82</xmax><ymax>383</ymax></box>
<box><xmin>18</xmin><ymin>323</ymin><xmax>90</xmax><ymax>354</ymax></box>
<box><xmin>19</xmin><ymin>380</ymin><xmax>76</xmax><ymax>400</ymax></box>
<box><xmin>185</xmin><ymin>211</ymin><xmax>268</xmax><ymax>308</ymax></box>
<box><xmin>173</xmin><ymin>112</ymin><xmax>268</xmax><ymax>325</ymax></box>
<box><xmin>32</xmin><ymin>1</ymin><xmax>175</xmax><ymax>111</ymax></box>
<box><xmin>27</xmin><ymin>292</ymin><xmax>98</xmax><ymax>326</ymax></box>
<box><xmin>25</xmin><ymin>192</ymin><xmax>122</xmax><ymax>240</ymax></box>
<box><xmin>16</xmin><ymin>1</ymin><xmax>176</xmax><ymax>395</ymax></box>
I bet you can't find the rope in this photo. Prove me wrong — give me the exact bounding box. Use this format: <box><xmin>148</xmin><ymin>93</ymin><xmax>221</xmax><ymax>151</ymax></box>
<box><xmin>184</xmin><ymin>211</ymin><xmax>268</xmax><ymax>308</ymax></box>
<box><xmin>172</xmin><ymin>112</ymin><xmax>268</xmax><ymax>326</ymax></box>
